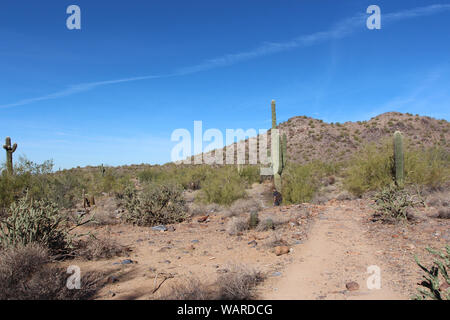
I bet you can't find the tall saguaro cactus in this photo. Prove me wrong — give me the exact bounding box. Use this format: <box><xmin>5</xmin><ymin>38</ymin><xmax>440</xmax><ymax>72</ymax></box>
<box><xmin>3</xmin><ymin>137</ymin><xmax>17</xmax><ymax>175</ymax></box>
<box><xmin>270</xmin><ymin>100</ymin><xmax>287</xmax><ymax>192</ymax></box>
<box><xmin>393</xmin><ymin>131</ymin><xmax>404</xmax><ymax>186</ymax></box>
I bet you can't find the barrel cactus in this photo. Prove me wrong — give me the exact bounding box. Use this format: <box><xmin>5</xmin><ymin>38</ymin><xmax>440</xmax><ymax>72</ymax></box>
<box><xmin>3</xmin><ymin>137</ymin><xmax>17</xmax><ymax>175</ymax></box>
<box><xmin>249</xmin><ymin>211</ymin><xmax>259</xmax><ymax>229</ymax></box>
<box><xmin>393</xmin><ymin>131</ymin><xmax>404</xmax><ymax>186</ymax></box>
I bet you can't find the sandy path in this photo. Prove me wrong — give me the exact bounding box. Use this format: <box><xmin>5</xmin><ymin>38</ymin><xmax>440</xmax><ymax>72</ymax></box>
<box><xmin>261</xmin><ymin>201</ymin><xmax>407</xmax><ymax>300</ymax></box>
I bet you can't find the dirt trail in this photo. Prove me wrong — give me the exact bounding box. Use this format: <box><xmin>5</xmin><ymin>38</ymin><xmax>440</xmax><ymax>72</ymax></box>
<box><xmin>261</xmin><ymin>201</ymin><xmax>408</xmax><ymax>300</ymax></box>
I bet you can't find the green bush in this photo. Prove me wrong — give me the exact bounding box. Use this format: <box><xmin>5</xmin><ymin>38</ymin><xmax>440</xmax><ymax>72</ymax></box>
<box><xmin>405</xmin><ymin>146</ymin><xmax>450</xmax><ymax>189</ymax></box>
<box><xmin>123</xmin><ymin>182</ymin><xmax>187</xmax><ymax>226</ymax></box>
<box><xmin>344</xmin><ymin>141</ymin><xmax>450</xmax><ymax>196</ymax></box>
<box><xmin>200</xmin><ymin>167</ymin><xmax>247</xmax><ymax>206</ymax></box>
<box><xmin>343</xmin><ymin>142</ymin><xmax>393</xmax><ymax>196</ymax></box>
<box><xmin>237</xmin><ymin>166</ymin><xmax>260</xmax><ymax>185</ymax></box>
<box><xmin>0</xmin><ymin>158</ymin><xmax>133</xmax><ymax>211</ymax></box>
<box><xmin>282</xmin><ymin>163</ymin><xmax>319</xmax><ymax>204</ymax></box>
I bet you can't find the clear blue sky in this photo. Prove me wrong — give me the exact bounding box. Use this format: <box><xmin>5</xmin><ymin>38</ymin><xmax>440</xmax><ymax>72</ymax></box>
<box><xmin>1</xmin><ymin>0</ymin><xmax>449</xmax><ymax>169</ymax></box>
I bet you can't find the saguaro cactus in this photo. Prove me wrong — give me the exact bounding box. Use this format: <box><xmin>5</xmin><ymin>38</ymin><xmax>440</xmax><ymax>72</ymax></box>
<box><xmin>270</xmin><ymin>100</ymin><xmax>287</xmax><ymax>192</ymax></box>
<box><xmin>393</xmin><ymin>131</ymin><xmax>404</xmax><ymax>186</ymax></box>
<box><xmin>3</xmin><ymin>137</ymin><xmax>17</xmax><ymax>175</ymax></box>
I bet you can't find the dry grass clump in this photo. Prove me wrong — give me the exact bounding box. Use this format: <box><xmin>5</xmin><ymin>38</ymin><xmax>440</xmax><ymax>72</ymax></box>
<box><xmin>161</xmin><ymin>265</ymin><xmax>264</xmax><ymax>300</ymax></box>
<box><xmin>226</xmin><ymin>216</ymin><xmax>250</xmax><ymax>235</ymax></box>
<box><xmin>223</xmin><ymin>198</ymin><xmax>261</xmax><ymax>217</ymax></box>
<box><xmin>215</xmin><ymin>265</ymin><xmax>265</xmax><ymax>300</ymax></box>
<box><xmin>0</xmin><ymin>244</ymin><xmax>103</xmax><ymax>300</ymax></box>
<box><xmin>188</xmin><ymin>202</ymin><xmax>223</xmax><ymax>217</ymax></box>
<box><xmin>74</xmin><ymin>237</ymin><xmax>129</xmax><ymax>261</ymax></box>
<box><xmin>160</xmin><ymin>278</ymin><xmax>213</xmax><ymax>300</ymax></box>
<box><xmin>255</xmin><ymin>214</ymin><xmax>290</xmax><ymax>232</ymax></box>
<box><xmin>437</xmin><ymin>208</ymin><xmax>450</xmax><ymax>219</ymax></box>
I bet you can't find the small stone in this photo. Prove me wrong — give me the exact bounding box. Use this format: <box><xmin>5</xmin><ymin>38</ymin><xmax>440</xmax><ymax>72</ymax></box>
<box><xmin>272</xmin><ymin>272</ymin><xmax>282</xmax><ymax>277</ymax></box>
<box><xmin>158</xmin><ymin>246</ymin><xmax>172</xmax><ymax>252</ymax></box>
<box><xmin>167</xmin><ymin>226</ymin><xmax>176</xmax><ymax>232</ymax></box>
<box><xmin>274</xmin><ymin>246</ymin><xmax>290</xmax><ymax>256</ymax></box>
<box><xmin>121</xmin><ymin>259</ymin><xmax>134</xmax><ymax>265</ymax></box>
<box><xmin>152</xmin><ymin>225</ymin><xmax>168</xmax><ymax>232</ymax></box>
<box><xmin>191</xmin><ymin>240</ymin><xmax>200</xmax><ymax>243</ymax></box>
<box><xmin>197</xmin><ymin>215</ymin><xmax>209</xmax><ymax>223</ymax></box>
<box><xmin>346</xmin><ymin>281</ymin><xmax>360</xmax><ymax>291</ymax></box>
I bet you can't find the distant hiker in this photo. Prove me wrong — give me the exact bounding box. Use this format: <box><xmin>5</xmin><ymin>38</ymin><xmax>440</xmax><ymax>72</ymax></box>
<box><xmin>273</xmin><ymin>189</ymin><xmax>282</xmax><ymax>206</ymax></box>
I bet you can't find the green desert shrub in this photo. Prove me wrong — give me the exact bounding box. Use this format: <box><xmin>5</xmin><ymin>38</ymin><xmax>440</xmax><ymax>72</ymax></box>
<box><xmin>343</xmin><ymin>142</ymin><xmax>393</xmax><ymax>196</ymax></box>
<box><xmin>199</xmin><ymin>167</ymin><xmax>247</xmax><ymax>206</ymax></box>
<box><xmin>344</xmin><ymin>140</ymin><xmax>449</xmax><ymax>196</ymax></box>
<box><xmin>281</xmin><ymin>161</ymin><xmax>334</xmax><ymax>204</ymax></box>
<box><xmin>0</xmin><ymin>157</ymin><xmax>133</xmax><ymax>211</ymax></box>
<box><xmin>123</xmin><ymin>182</ymin><xmax>187</xmax><ymax>226</ymax></box>
<box><xmin>405</xmin><ymin>146</ymin><xmax>450</xmax><ymax>189</ymax></box>
<box><xmin>237</xmin><ymin>165</ymin><xmax>260</xmax><ymax>185</ymax></box>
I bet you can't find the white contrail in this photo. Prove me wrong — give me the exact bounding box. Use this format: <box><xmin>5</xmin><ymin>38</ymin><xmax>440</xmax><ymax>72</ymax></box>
<box><xmin>1</xmin><ymin>3</ymin><xmax>449</xmax><ymax>109</ymax></box>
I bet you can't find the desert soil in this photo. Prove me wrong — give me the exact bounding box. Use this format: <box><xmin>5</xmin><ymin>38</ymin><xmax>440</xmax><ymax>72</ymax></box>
<box><xmin>65</xmin><ymin>184</ymin><xmax>449</xmax><ymax>300</ymax></box>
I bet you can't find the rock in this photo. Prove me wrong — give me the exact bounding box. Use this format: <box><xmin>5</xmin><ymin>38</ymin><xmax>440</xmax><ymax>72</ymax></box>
<box><xmin>274</xmin><ymin>246</ymin><xmax>290</xmax><ymax>256</ymax></box>
<box><xmin>197</xmin><ymin>215</ymin><xmax>209</xmax><ymax>223</ymax></box>
<box><xmin>406</xmin><ymin>244</ymin><xmax>416</xmax><ymax>250</ymax></box>
<box><xmin>158</xmin><ymin>246</ymin><xmax>172</xmax><ymax>252</ymax></box>
<box><xmin>107</xmin><ymin>275</ymin><xmax>119</xmax><ymax>284</ymax></box>
<box><xmin>346</xmin><ymin>281</ymin><xmax>360</xmax><ymax>291</ymax></box>
<box><xmin>113</xmin><ymin>259</ymin><xmax>135</xmax><ymax>265</ymax></box>
<box><xmin>272</xmin><ymin>272</ymin><xmax>282</xmax><ymax>277</ymax></box>
<box><xmin>191</xmin><ymin>240</ymin><xmax>200</xmax><ymax>243</ymax></box>
<box><xmin>167</xmin><ymin>226</ymin><xmax>176</xmax><ymax>232</ymax></box>
<box><xmin>152</xmin><ymin>225</ymin><xmax>168</xmax><ymax>232</ymax></box>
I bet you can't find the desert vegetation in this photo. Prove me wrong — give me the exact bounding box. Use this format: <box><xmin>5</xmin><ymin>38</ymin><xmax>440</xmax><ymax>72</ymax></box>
<box><xmin>0</xmin><ymin>112</ymin><xmax>449</xmax><ymax>300</ymax></box>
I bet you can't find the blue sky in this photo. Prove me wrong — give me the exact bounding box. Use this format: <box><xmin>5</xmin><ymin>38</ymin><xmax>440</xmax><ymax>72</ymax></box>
<box><xmin>1</xmin><ymin>0</ymin><xmax>450</xmax><ymax>169</ymax></box>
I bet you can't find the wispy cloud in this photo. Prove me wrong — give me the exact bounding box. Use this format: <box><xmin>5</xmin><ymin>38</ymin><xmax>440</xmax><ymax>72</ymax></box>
<box><xmin>1</xmin><ymin>4</ymin><xmax>450</xmax><ymax>109</ymax></box>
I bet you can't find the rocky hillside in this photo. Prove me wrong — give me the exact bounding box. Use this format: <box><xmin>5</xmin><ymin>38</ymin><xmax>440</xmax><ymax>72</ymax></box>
<box><xmin>199</xmin><ymin>112</ymin><xmax>450</xmax><ymax>165</ymax></box>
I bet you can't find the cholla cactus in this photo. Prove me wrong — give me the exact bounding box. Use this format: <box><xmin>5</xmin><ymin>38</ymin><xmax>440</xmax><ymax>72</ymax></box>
<box><xmin>415</xmin><ymin>245</ymin><xmax>450</xmax><ymax>300</ymax></box>
<box><xmin>393</xmin><ymin>131</ymin><xmax>404</xmax><ymax>186</ymax></box>
<box><xmin>3</xmin><ymin>137</ymin><xmax>17</xmax><ymax>175</ymax></box>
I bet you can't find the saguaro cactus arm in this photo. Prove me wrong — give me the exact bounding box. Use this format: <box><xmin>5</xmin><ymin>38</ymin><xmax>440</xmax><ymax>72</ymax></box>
<box><xmin>3</xmin><ymin>137</ymin><xmax>17</xmax><ymax>174</ymax></box>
